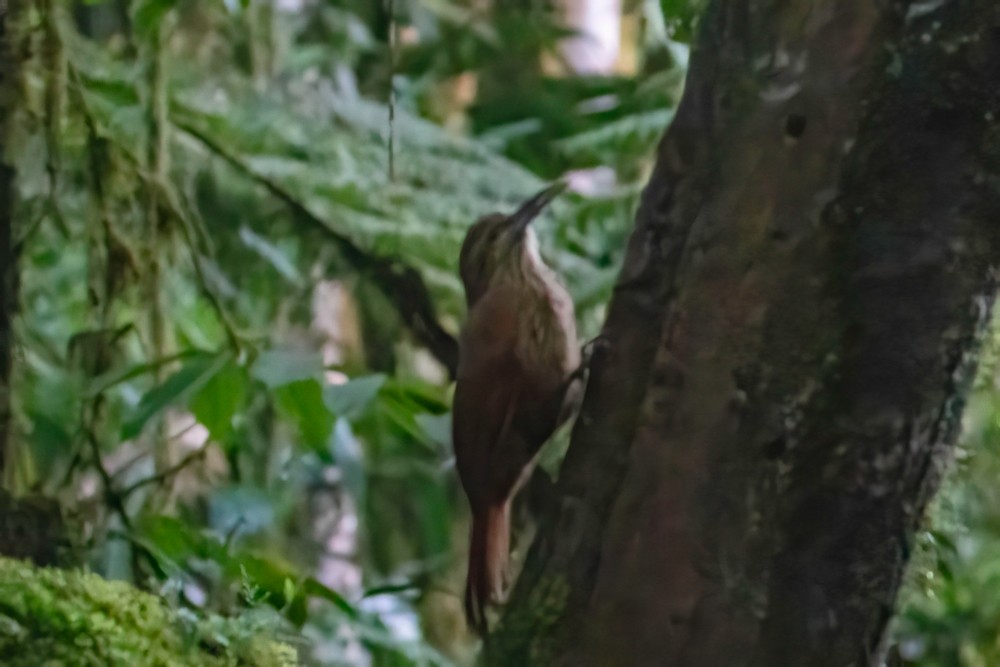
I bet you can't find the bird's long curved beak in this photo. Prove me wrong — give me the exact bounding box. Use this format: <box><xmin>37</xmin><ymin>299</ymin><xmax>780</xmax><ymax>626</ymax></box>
<box><xmin>509</xmin><ymin>181</ymin><xmax>567</xmax><ymax>233</ymax></box>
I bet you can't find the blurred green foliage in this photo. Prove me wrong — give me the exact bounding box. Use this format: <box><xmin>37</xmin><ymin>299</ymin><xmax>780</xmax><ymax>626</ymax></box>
<box><xmin>890</xmin><ymin>317</ymin><xmax>1000</xmax><ymax>666</ymax></box>
<box><xmin>7</xmin><ymin>0</ymin><xmax>690</xmax><ymax>663</ymax></box>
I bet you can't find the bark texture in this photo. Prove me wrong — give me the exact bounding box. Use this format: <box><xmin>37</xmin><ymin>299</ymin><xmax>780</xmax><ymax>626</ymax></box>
<box><xmin>0</xmin><ymin>0</ymin><xmax>23</xmax><ymax>475</ymax></box>
<box><xmin>488</xmin><ymin>1</ymin><xmax>1000</xmax><ymax>666</ymax></box>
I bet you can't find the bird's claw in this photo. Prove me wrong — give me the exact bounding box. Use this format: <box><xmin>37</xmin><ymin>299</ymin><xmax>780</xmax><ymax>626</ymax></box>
<box><xmin>566</xmin><ymin>335</ymin><xmax>610</xmax><ymax>385</ymax></box>
<box><xmin>581</xmin><ymin>334</ymin><xmax>611</xmax><ymax>366</ymax></box>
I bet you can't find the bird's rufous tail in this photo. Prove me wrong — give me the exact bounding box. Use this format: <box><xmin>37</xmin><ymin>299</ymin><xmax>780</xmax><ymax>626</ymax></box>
<box><xmin>464</xmin><ymin>502</ymin><xmax>510</xmax><ymax>634</ymax></box>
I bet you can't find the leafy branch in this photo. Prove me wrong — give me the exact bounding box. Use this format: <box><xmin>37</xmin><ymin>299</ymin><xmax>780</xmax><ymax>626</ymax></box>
<box><xmin>173</xmin><ymin>113</ymin><xmax>460</xmax><ymax>379</ymax></box>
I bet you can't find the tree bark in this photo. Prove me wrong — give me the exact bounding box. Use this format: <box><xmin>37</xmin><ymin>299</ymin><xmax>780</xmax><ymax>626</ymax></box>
<box><xmin>0</xmin><ymin>0</ymin><xmax>24</xmax><ymax>476</ymax></box>
<box><xmin>489</xmin><ymin>1</ymin><xmax>1000</xmax><ymax>666</ymax></box>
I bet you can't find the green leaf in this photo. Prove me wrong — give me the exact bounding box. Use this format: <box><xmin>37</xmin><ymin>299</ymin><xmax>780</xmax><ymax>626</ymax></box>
<box><xmin>238</xmin><ymin>226</ymin><xmax>303</xmax><ymax>285</ymax></box>
<box><xmin>137</xmin><ymin>514</ymin><xmax>357</xmax><ymax>623</ymax></box>
<box><xmin>352</xmin><ymin>378</ymin><xmax>449</xmax><ymax>452</ymax></box>
<box><xmin>658</xmin><ymin>0</ymin><xmax>703</xmax><ymax>43</ymax></box>
<box><xmin>251</xmin><ymin>349</ymin><xmax>324</xmax><ymax>389</ymax></box>
<box><xmin>330</xmin><ymin>419</ymin><xmax>366</xmax><ymax>507</ymax></box>
<box><xmin>302</xmin><ymin>578</ymin><xmax>358</xmax><ymax>619</ymax></box>
<box><xmin>122</xmin><ymin>353</ymin><xmax>231</xmax><ymax>440</ymax></box>
<box><xmin>78</xmin><ymin>74</ymin><xmax>141</xmax><ymax>109</ymax></box>
<box><xmin>84</xmin><ymin>350</ymin><xmax>206</xmax><ymax>398</ymax></box>
<box><xmin>937</xmin><ymin>556</ymin><xmax>954</xmax><ymax>583</ymax></box>
<box><xmin>274</xmin><ymin>380</ymin><xmax>334</xmax><ymax>451</ymax></box>
<box><xmin>26</xmin><ymin>410</ymin><xmax>74</xmax><ymax>482</ymax></box>
<box><xmin>208</xmin><ymin>485</ymin><xmax>276</xmax><ymax>536</ymax></box>
<box><xmin>415</xmin><ymin>412</ymin><xmax>452</xmax><ymax>450</ymax></box>
<box><xmin>137</xmin><ymin>515</ymin><xmax>225</xmax><ymax>565</ymax></box>
<box><xmin>282</xmin><ymin>578</ymin><xmax>298</xmax><ymax>612</ymax></box>
<box><xmin>421</xmin><ymin>480</ymin><xmax>453</xmax><ymax>556</ymax></box>
<box><xmin>190</xmin><ymin>360</ymin><xmax>247</xmax><ymax>441</ymax></box>
<box><xmin>928</xmin><ymin>530</ymin><xmax>958</xmax><ymax>555</ymax></box>
<box><xmin>323</xmin><ymin>374</ymin><xmax>386</xmax><ymax>420</ymax></box>
<box><xmin>132</xmin><ymin>0</ymin><xmax>178</xmax><ymax>39</ymax></box>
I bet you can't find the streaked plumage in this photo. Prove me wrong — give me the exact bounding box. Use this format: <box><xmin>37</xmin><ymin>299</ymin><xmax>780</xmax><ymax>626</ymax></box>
<box><xmin>453</xmin><ymin>184</ymin><xmax>580</xmax><ymax>633</ymax></box>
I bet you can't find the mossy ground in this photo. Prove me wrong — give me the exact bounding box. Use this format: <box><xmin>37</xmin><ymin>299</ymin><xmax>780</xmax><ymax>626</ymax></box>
<box><xmin>0</xmin><ymin>557</ymin><xmax>299</xmax><ymax>667</ymax></box>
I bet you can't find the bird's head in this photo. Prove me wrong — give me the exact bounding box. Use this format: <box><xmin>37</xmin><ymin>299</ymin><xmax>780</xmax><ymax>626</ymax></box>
<box><xmin>458</xmin><ymin>182</ymin><xmax>566</xmax><ymax>306</ymax></box>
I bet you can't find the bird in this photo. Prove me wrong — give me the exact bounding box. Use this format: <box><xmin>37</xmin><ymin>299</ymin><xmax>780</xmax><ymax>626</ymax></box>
<box><xmin>453</xmin><ymin>182</ymin><xmax>581</xmax><ymax>634</ymax></box>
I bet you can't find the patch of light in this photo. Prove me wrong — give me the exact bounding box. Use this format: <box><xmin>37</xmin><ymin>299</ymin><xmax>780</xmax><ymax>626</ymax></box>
<box><xmin>360</xmin><ymin>595</ymin><xmax>421</xmax><ymax>643</ymax></box>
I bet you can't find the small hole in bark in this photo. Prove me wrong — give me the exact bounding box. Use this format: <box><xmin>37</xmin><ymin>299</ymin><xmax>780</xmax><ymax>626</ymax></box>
<box><xmin>763</xmin><ymin>436</ymin><xmax>787</xmax><ymax>460</ymax></box>
<box><xmin>771</xmin><ymin>228</ymin><xmax>790</xmax><ymax>242</ymax></box>
<box><xmin>785</xmin><ymin>114</ymin><xmax>807</xmax><ymax>139</ymax></box>
<box><xmin>652</xmin><ymin>363</ymin><xmax>685</xmax><ymax>391</ymax></box>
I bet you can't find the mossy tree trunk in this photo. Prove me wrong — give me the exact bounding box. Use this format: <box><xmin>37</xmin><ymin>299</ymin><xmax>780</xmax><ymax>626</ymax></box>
<box><xmin>489</xmin><ymin>1</ymin><xmax>1000</xmax><ymax>665</ymax></box>
<box><xmin>0</xmin><ymin>0</ymin><xmax>24</xmax><ymax>476</ymax></box>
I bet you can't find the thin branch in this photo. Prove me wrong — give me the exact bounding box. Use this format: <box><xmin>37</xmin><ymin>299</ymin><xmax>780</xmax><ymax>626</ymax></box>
<box><xmin>120</xmin><ymin>443</ymin><xmax>209</xmax><ymax>498</ymax></box>
<box><xmin>0</xmin><ymin>0</ymin><xmax>27</xmax><ymax>478</ymax></box>
<box><xmin>107</xmin><ymin>449</ymin><xmax>149</xmax><ymax>483</ymax></box>
<box><xmin>83</xmin><ymin>429</ymin><xmax>133</xmax><ymax>532</ymax></box>
<box><xmin>142</xmin><ymin>6</ymin><xmax>172</xmax><ymax>486</ymax></box>
<box><xmin>70</xmin><ymin>64</ymin><xmax>242</xmax><ymax>354</ymax></box>
<box><xmin>11</xmin><ymin>199</ymin><xmax>47</xmax><ymax>255</ymax></box>
<box><xmin>386</xmin><ymin>0</ymin><xmax>396</xmax><ymax>182</ymax></box>
<box><xmin>39</xmin><ymin>0</ymin><xmax>69</xmax><ymax>239</ymax></box>
<box><xmin>69</xmin><ymin>70</ymin><xmax>457</xmax><ymax>376</ymax></box>
<box><xmin>105</xmin><ymin>528</ymin><xmax>168</xmax><ymax>579</ymax></box>
<box><xmin>223</xmin><ymin>516</ymin><xmax>245</xmax><ymax>553</ymax></box>
<box><xmin>173</xmin><ymin>116</ymin><xmax>460</xmax><ymax>379</ymax></box>
<box><xmin>162</xmin><ymin>181</ymin><xmax>244</xmax><ymax>352</ymax></box>
<box><xmin>107</xmin><ymin>418</ymin><xmax>201</xmax><ymax>486</ymax></box>
<box><xmin>168</xmin><ymin>418</ymin><xmax>203</xmax><ymax>442</ymax></box>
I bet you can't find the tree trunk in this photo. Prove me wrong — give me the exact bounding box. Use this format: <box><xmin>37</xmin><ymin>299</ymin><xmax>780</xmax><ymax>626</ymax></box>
<box><xmin>0</xmin><ymin>0</ymin><xmax>24</xmax><ymax>476</ymax></box>
<box><xmin>489</xmin><ymin>1</ymin><xmax>1000</xmax><ymax>666</ymax></box>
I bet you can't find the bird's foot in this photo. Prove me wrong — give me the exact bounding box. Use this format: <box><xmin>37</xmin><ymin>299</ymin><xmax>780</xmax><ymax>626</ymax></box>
<box><xmin>577</xmin><ymin>334</ymin><xmax>610</xmax><ymax>375</ymax></box>
<box><xmin>565</xmin><ymin>336</ymin><xmax>609</xmax><ymax>386</ymax></box>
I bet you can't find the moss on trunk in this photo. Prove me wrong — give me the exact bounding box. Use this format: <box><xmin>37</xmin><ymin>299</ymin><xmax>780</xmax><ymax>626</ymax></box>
<box><xmin>0</xmin><ymin>557</ymin><xmax>299</xmax><ymax>666</ymax></box>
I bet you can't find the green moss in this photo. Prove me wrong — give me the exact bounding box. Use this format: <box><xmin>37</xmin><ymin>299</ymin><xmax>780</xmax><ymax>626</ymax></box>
<box><xmin>0</xmin><ymin>558</ymin><xmax>298</xmax><ymax>667</ymax></box>
<box><xmin>488</xmin><ymin>572</ymin><xmax>570</xmax><ymax>666</ymax></box>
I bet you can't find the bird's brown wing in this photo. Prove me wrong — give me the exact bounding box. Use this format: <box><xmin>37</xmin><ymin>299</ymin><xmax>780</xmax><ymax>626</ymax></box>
<box><xmin>452</xmin><ymin>285</ymin><xmax>530</xmax><ymax>511</ymax></box>
<box><xmin>453</xmin><ymin>287</ymin><xmax>531</xmax><ymax>629</ymax></box>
